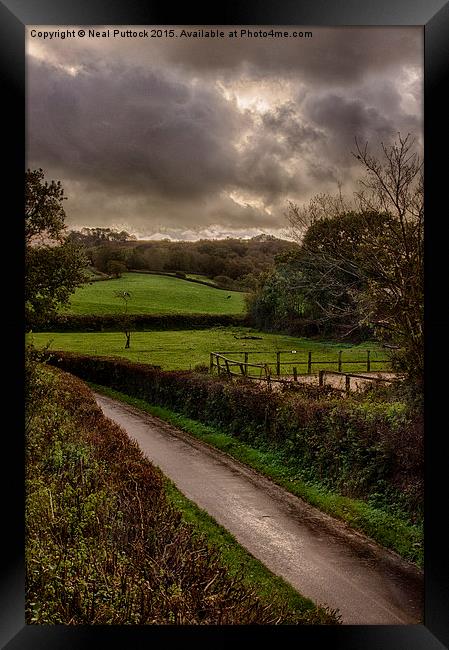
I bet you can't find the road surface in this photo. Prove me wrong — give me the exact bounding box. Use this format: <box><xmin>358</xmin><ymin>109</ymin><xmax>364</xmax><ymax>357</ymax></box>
<box><xmin>95</xmin><ymin>392</ymin><xmax>423</xmax><ymax>625</ymax></box>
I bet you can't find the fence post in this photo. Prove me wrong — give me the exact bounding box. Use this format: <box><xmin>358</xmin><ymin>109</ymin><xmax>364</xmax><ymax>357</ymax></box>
<box><xmin>293</xmin><ymin>367</ymin><xmax>298</xmax><ymax>382</ymax></box>
<box><xmin>216</xmin><ymin>356</ymin><xmax>221</xmax><ymax>374</ymax></box>
<box><xmin>307</xmin><ymin>351</ymin><xmax>312</xmax><ymax>374</ymax></box>
<box><xmin>265</xmin><ymin>364</ymin><xmax>271</xmax><ymax>391</ymax></box>
<box><xmin>338</xmin><ymin>350</ymin><xmax>342</xmax><ymax>372</ymax></box>
<box><xmin>276</xmin><ymin>351</ymin><xmax>281</xmax><ymax>377</ymax></box>
<box><xmin>367</xmin><ymin>349</ymin><xmax>371</xmax><ymax>372</ymax></box>
<box><xmin>345</xmin><ymin>374</ymin><xmax>350</xmax><ymax>395</ymax></box>
<box><xmin>244</xmin><ymin>352</ymin><xmax>248</xmax><ymax>376</ymax></box>
<box><xmin>224</xmin><ymin>359</ymin><xmax>231</xmax><ymax>378</ymax></box>
<box><xmin>210</xmin><ymin>353</ymin><xmax>214</xmax><ymax>373</ymax></box>
<box><xmin>319</xmin><ymin>369</ymin><xmax>324</xmax><ymax>386</ymax></box>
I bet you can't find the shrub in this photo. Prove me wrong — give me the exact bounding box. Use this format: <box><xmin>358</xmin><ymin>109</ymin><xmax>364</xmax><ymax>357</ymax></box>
<box><xmin>193</xmin><ymin>363</ymin><xmax>209</xmax><ymax>374</ymax></box>
<box><xmin>213</xmin><ymin>275</ymin><xmax>235</xmax><ymax>290</ymax></box>
<box><xmin>37</xmin><ymin>313</ymin><xmax>252</xmax><ymax>332</ymax></box>
<box><xmin>106</xmin><ymin>260</ymin><xmax>127</xmax><ymax>278</ymax></box>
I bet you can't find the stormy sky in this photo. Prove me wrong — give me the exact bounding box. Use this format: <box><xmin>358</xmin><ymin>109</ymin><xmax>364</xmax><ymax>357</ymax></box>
<box><xmin>26</xmin><ymin>26</ymin><xmax>423</xmax><ymax>240</ymax></box>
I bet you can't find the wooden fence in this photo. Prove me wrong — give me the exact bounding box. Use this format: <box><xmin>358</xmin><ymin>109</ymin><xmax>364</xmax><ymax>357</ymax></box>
<box><xmin>209</xmin><ymin>349</ymin><xmax>390</xmax><ymax>379</ymax></box>
<box><xmin>318</xmin><ymin>370</ymin><xmax>397</xmax><ymax>394</ymax></box>
<box><xmin>210</xmin><ymin>352</ymin><xmax>271</xmax><ymax>380</ymax></box>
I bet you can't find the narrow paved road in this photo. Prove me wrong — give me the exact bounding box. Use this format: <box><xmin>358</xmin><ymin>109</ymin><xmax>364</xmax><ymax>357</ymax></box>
<box><xmin>95</xmin><ymin>393</ymin><xmax>423</xmax><ymax>625</ymax></box>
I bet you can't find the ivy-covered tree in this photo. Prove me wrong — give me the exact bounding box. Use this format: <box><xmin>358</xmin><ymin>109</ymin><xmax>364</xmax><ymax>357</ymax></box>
<box><xmin>25</xmin><ymin>169</ymin><xmax>88</xmax><ymax>330</ymax></box>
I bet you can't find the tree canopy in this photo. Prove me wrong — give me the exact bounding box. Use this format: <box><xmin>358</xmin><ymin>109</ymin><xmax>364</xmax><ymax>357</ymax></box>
<box><xmin>67</xmin><ymin>227</ymin><xmax>136</xmax><ymax>247</ymax></box>
<box><xmin>25</xmin><ymin>169</ymin><xmax>88</xmax><ymax>330</ymax></box>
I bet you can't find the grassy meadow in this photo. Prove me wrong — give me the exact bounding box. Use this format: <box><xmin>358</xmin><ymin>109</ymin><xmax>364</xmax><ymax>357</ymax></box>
<box><xmin>30</xmin><ymin>328</ymin><xmax>387</xmax><ymax>374</ymax></box>
<box><xmin>66</xmin><ymin>272</ymin><xmax>246</xmax><ymax>315</ymax></box>
<box><xmin>32</xmin><ymin>269</ymin><xmax>390</xmax><ymax>374</ymax></box>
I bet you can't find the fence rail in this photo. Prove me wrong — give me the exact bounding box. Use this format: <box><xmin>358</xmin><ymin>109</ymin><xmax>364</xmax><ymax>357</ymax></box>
<box><xmin>210</xmin><ymin>349</ymin><xmax>390</xmax><ymax>379</ymax></box>
<box><xmin>211</xmin><ymin>352</ymin><xmax>271</xmax><ymax>379</ymax></box>
<box><xmin>318</xmin><ymin>370</ymin><xmax>398</xmax><ymax>394</ymax></box>
<box><xmin>210</xmin><ymin>351</ymin><xmax>397</xmax><ymax>393</ymax></box>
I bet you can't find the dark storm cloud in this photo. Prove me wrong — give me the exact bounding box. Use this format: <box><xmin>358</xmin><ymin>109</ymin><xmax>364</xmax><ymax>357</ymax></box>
<box><xmin>304</xmin><ymin>93</ymin><xmax>396</xmax><ymax>160</ymax></box>
<box><xmin>26</xmin><ymin>26</ymin><xmax>423</xmax><ymax>238</ymax></box>
<box><xmin>27</xmin><ymin>26</ymin><xmax>422</xmax><ymax>85</ymax></box>
<box><xmin>260</xmin><ymin>103</ymin><xmax>323</xmax><ymax>151</ymax></box>
<box><xmin>159</xmin><ymin>27</ymin><xmax>422</xmax><ymax>85</ymax></box>
<box><xmin>28</xmin><ymin>58</ymin><xmax>244</xmax><ymax>199</ymax></box>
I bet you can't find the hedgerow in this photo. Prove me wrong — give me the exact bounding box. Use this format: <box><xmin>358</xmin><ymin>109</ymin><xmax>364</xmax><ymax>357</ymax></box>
<box><xmin>36</xmin><ymin>313</ymin><xmax>251</xmax><ymax>332</ymax></box>
<box><xmin>47</xmin><ymin>352</ymin><xmax>423</xmax><ymax>521</ymax></box>
<box><xmin>26</xmin><ymin>358</ymin><xmax>335</xmax><ymax>624</ymax></box>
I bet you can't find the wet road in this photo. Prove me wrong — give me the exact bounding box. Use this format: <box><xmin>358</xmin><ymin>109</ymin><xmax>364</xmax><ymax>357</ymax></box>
<box><xmin>95</xmin><ymin>393</ymin><xmax>423</xmax><ymax>625</ymax></box>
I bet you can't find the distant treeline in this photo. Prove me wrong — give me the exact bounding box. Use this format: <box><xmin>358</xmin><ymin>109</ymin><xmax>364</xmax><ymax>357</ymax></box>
<box><xmin>67</xmin><ymin>229</ymin><xmax>294</xmax><ymax>291</ymax></box>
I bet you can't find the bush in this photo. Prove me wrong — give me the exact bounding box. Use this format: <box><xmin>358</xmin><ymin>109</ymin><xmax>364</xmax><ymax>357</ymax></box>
<box><xmin>106</xmin><ymin>260</ymin><xmax>127</xmax><ymax>278</ymax></box>
<box><xmin>37</xmin><ymin>313</ymin><xmax>252</xmax><ymax>332</ymax></box>
<box><xmin>193</xmin><ymin>363</ymin><xmax>209</xmax><ymax>374</ymax></box>
<box><xmin>213</xmin><ymin>275</ymin><xmax>235</xmax><ymax>290</ymax></box>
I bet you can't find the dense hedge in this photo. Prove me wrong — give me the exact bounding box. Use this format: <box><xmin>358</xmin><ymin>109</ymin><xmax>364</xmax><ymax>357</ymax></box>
<box><xmin>48</xmin><ymin>352</ymin><xmax>423</xmax><ymax>519</ymax></box>
<box><xmin>253</xmin><ymin>315</ymin><xmax>373</xmax><ymax>343</ymax></box>
<box><xmin>37</xmin><ymin>312</ymin><xmax>252</xmax><ymax>332</ymax></box>
<box><xmin>26</xmin><ymin>361</ymin><xmax>334</xmax><ymax>624</ymax></box>
<box><xmin>128</xmin><ymin>269</ymin><xmax>240</xmax><ymax>291</ymax></box>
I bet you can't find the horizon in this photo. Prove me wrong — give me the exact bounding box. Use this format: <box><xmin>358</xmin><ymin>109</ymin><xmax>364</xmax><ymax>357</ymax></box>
<box><xmin>67</xmin><ymin>226</ymin><xmax>294</xmax><ymax>243</ymax></box>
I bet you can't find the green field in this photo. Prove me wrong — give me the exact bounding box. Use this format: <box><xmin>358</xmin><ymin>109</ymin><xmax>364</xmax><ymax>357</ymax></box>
<box><xmin>30</xmin><ymin>327</ymin><xmax>388</xmax><ymax>373</ymax></box>
<box><xmin>66</xmin><ymin>272</ymin><xmax>245</xmax><ymax>315</ymax></box>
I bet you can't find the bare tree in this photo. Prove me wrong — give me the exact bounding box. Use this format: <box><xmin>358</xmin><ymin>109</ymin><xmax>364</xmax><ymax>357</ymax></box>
<box><xmin>283</xmin><ymin>133</ymin><xmax>424</xmax><ymax>379</ymax></box>
<box><xmin>285</xmin><ymin>184</ymin><xmax>352</xmax><ymax>244</ymax></box>
<box><xmin>352</xmin><ymin>133</ymin><xmax>423</xmax><ymax>379</ymax></box>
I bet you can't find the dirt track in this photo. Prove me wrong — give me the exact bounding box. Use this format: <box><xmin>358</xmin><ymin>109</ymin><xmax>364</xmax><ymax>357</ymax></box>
<box><xmin>95</xmin><ymin>393</ymin><xmax>423</xmax><ymax>625</ymax></box>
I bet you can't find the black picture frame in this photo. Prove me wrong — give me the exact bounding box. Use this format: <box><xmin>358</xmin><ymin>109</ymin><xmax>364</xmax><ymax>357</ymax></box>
<box><xmin>2</xmin><ymin>1</ymin><xmax>448</xmax><ymax>648</ymax></box>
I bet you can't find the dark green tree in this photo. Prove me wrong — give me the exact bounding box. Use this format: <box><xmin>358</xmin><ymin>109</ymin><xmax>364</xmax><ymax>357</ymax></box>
<box><xmin>284</xmin><ymin>133</ymin><xmax>423</xmax><ymax>379</ymax></box>
<box><xmin>25</xmin><ymin>169</ymin><xmax>88</xmax><ymax>330</ymax></box>
<box><xmin>107</xmin><ymin>260</ymin><xmax>127</xmax><ymax>278</ymax></box>
<box><xmin>67</xmin><ymin>227</ymin><xmax>136</xmax><ymax>246</ymax></box>
<box><xmin>286</xmin><ymin>210</ymin><xmax>392</xmax><ymax>336</ymax></box>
